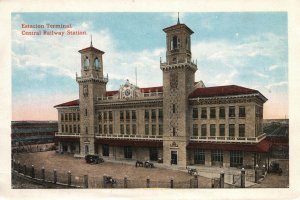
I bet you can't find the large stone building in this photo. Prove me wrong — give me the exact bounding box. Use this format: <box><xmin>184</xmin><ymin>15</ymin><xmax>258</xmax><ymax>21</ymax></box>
<box><xmin>54</xmin><ymin>19</ymin><xmax>271</xmax><ymax>168</ymax></box>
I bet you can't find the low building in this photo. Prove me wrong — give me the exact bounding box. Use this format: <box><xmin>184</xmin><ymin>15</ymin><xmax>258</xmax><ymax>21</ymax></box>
<box><xmin>11</xmin><ymin>121</ymin><xmax>57</xmax><ymax>146</ymax></box>
<box><xmin>54</xmin><ymin>18</ymin><xmax>271</xmax><ymax>168</ymax></box>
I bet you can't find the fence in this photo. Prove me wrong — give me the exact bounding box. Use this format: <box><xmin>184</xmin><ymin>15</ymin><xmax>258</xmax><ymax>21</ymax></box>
<box><xmin>12</xmin><ymin>160</ymin><xmax>260</xmax><ymax>189</ymax></box>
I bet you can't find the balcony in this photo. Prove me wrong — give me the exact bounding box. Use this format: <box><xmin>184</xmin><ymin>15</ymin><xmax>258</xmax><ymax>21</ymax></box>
<box><xmin>95</xmin><ymin>134</ymin><xmax>163</xmax><ymax>141</ymax></box>
<box><xmin>55</xmin><ymin>132</ymin><xmax>80</xmax><ymax>137</ymax></box>
<box><xmin>190</xmin><ymin>133</ymin><xmax>266</xmax><ymax>144</ymax></box>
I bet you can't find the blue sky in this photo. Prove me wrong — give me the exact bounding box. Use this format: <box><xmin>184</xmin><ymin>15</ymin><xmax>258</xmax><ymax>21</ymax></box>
<box><xmin>11</xmin><ymin>12</ymin><xmax>288</xmax><ymax>120</ymax></box>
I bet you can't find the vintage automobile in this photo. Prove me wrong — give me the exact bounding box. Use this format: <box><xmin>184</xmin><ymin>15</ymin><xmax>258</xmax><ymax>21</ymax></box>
<box><xmin>268</xmin><ymin>161</ymin><xmax>283</xmax><ymax>175</ymax></box>
<box><xmin>85</xmin><ymin>154</ymin><xmax>104</xmax><ymax>164</ymax></box>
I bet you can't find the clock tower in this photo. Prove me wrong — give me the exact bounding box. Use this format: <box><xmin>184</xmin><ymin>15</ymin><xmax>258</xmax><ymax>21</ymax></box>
<box><xmin>76</xmin><ymin>41</ymin><xmax>108</xmax><ymax>156</ymax></box>
<box><xmin>160</xmin><ymin>19</ymin><xmax>197</xmax><ymax>167</ymax></box>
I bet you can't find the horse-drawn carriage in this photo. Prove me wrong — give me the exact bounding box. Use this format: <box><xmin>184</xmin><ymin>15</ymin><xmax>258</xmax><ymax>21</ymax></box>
<box><xmin>186</xmin><ymin>166</ymin><xmax>198</xmax><ymax>176</ymax></box>
<box><xmin>135</xmin><ymin>160</ymin><xmax>154</xmax><ymax>168</ymax></box>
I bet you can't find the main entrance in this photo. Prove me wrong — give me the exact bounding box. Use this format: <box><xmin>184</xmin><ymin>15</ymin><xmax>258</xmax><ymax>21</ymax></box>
<box><xmin>171</xmin><ymin>151</ymin><xmax>177</xmax><ymax>165</ymax></box>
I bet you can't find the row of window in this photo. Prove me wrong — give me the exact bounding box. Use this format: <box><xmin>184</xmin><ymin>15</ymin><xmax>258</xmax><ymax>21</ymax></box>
<box><xmin>100</xmin><ymin>145</ymin><xmax>159</xmax><ymax>160</ymax></box>
<box><xmin>61</xmin><ymin>124</ymin><xmax>80</xmax><ymax>134</ymax></box>
<box><xmin>144</xmin><ymin>109</ymin><xmax>163</xmax><ymax>121</ymax></box>
<box><xmin>98</xmin><ymin>111</ymin><xmax>113</xmax><ymax>121</ymax></box>
<box><xmin>145</xmin><ymin>124</ymin><xmax>163</xmax><ymax>135</ymax></box>
<box><xmin>61</xmin><ymin>113</ymin><xmax>80</xmax><ymax>122</ymax></box>
<box><xmin>192</xmin><ymin>124</ymin><xmax>245</xmax><ymax>137</ymax></box>
<box><xmin>192</xmin><ymin>106</ymin><xmax>246</xmax><ymax>119</ymax></box>
<box><xmin>194</xmin><ymin>149</ymin><xmax>243</xmax><ymax>167</ymax></box>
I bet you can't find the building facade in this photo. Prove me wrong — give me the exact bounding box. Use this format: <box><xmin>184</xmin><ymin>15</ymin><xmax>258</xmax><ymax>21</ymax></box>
<box><xmin>54</xmin><ymin>19</ymin><xmax>271</xmax><ymax>168</ymax></box>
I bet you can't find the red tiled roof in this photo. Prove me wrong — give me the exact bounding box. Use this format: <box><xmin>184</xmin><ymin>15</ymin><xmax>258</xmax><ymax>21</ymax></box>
<box><xmin>78</xmin><ymin>46</ymin><xmax>105</xmax><ymax>54</ymax></box>
<box><xmin>54</xmin><ymin>99</ymin><xmax>79</xmax><ymax>108</ymax></box>
<box><xmin>106</xmin><ymin>90</ymin><xmax>119</xmax><ymax>96</ymax></box>
<box><xmin>189</xmin><ymin>85</ymin><xmax>260</xmax><ymax>98</ymax></box>
<box><xmin>140</xmin><ymin>86</ymin><xmax>163</xmax><ymax>93</ymax></box>
<box><xmin>95</xmin><ymin>138</ymin><xmax>163</xmax><ymax>148</ymax></box>
<box><xmin>187</xmin><ymin>139</ymin><xmax>272</xmax><ymax>153</ymax></box>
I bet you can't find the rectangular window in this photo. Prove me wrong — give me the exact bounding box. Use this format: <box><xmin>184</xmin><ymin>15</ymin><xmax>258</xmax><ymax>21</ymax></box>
<box><xmin>98</xmin><ymin>112</ymin><xmax>102</xmax><ymax>121</ymax></box>
<box><xmin>132</xmin><ymin>124</ymin><xmax>136</xmax><ymax>135</ymax></box>
<box><xmin>73</xmin><ymin>113</ymin><xmax>76</xmax><ymax>121</ymax></box>
<box><xmin>78</xmin><ymin>125</ymin><xmax>80</xmax><ymax>133</ymax></box>
<box><xmin>230</xmin><ymin>151</ymin><xmax>243</xmax><ymax>167</ymax></box>
<box><xmin>104</xmin><ymin>125</ymin><xmax>107</xmax><ymax>134</ymax></box>
<box><xmin>102</xmin><ymin>144</ymin><xmax>109</xmax><ymax>157</ymax></box>
<box><xmin>126</xmin><ymin>111</ymin><xmax>130</xmax><ymax>121</ymax></box>
<box><xmin>211</xmin><ymin>149</ymin><xmax>223</xmax><ymax>162</ymax></box>
<box><xmin>219</xmin><ymin>107</ymin><xmax>225</xmax><ymax>119</ymax></box>
<box><xmin>73</xmin><ymin>125</ymin><xmax>77</xmax><ymax>133</ymax></box>
<box><xmin>109</xmin><ymin>111</ymin><xmax>113</xmax><ymax>120</ymax></box>
<box><xmin>66</xmin><ymin>125</ymin><xmax>68</xmax><ymax>133</ymax></box>
<box><xmin>145</xmin><ymin>110</ymin><xmax>149</xmax><ymax>121</ymax></box>
<box><xmin>239</xmin><ymin>106</ymin><xmax>246</xmax><ymax>118</ymax></box>
<box><xmin>151</xmin><ymin>109</ymin><xmax>156</xmax><ymax>120</ymax></box>
<box><xmin>69</xmin><ymin>113</ymin><xmax>72</xmax><ymax>121</ymax></box>
<box><xmin>219</xmin><ymin>124</ymin><xmax>225</xmax><ymax>136</ymax></box>
<box><xmin>104</xmin><ymin>112</ymin><xmax>107</xmax><ymax>120</ymax></box>
<box><xmin>201</xmin><ymin>124</ymin><xmax>207</xmax><ymax>136</ymax></box>
<box><xmin>124</xmin><ymin>146</ymin><xmax>132</xmax><ymax>159</ymax></box>
<box><xmin>85</xmin><ymin>109</ymin><xmax>88</xmax><ymax>116</ymax></box>
<box><xmin>173</xmin><ymin>127</ymin><xmax>176</xmax><ymax>136</ymax></box>
<box><xmin>145</xmin><ymin>124</ymin><xmax>149</xmax><ymax>135</ymax></box>
<box><xmin>192</xmin><ymin>108</ymin><xmax>198</xmax><ymax>119</ymax></box>
<box><xmin>126</xmin><ymin>124</ymin><xmax>130</xmax><ymax>134</ymax></box>
<box><xmin>158</xmin><ymin>109</ymin><xmax>163</xmax><ymax>121</ymax></box>
<box><xmin>159</xmin><ymin>124</ymin><xmax>163</xmax><ymax>135</ymax></box>
<box><xmin>65</xmin><ymin>113</ymin><xmax>68</xmax><ymax>121</ymax></box>
<box><xmin>173</xmin><ymin>104</ymin><xmax>176</xmax><ymax>113</ymax></box>
<box><xmin>194</xmin><ymin>149</ymin><xmax>205</xmax><ymax>164</ymax></box>
<box><xmin>201</xmin><ymin>108</ymin><xmax>207</xmax><ymax>119</ymax></box>
<box><xmin>77</xmin><ymin>113</ymin><xmax>80</xmax><ymax>121</ymax></box>
<box><xmin>61</xmin><ymin>125</ymin><xmax>64</xmax><ymax>132</ymax></box>
<box><xmin>210</xmin><ymin>124</ymin><xmax>216</xmax><ymax>136</ymax></box>
<box><xmin>229</xmin><ymin>106</ymin><xmax>235</xmax><ymax>118</ymax></box>
<box><xmin>69</xmin><ymin>125</ymin><xmax>72</xmax><ymax>133</ymax></box>
<box><xmin>239</xmin><ymin>124</ymin><xmax>245</xmax><ymax>137</ymax></box>
<box><xmin>109</xmin><ymin>124</ymin><xmax>113</xmax><ymax>134</ymax></box>
<box><xmin>120</xmin><ymin>124</ymin><xmax>124</xmax><ymax>134</ymax></box>
<box><xmin>210</xmin><ymin>107</ymin><xmax>216</xmax><ymax>119</ymax></box>
<box><xmin>152</xmin><ymin>124</ymin><xmax>156</xmax><ymax>135</ymax></box>
<box><xmin>149</xmin><ymin>148</ymin><xmax>158</xmax><ymax>161</ymax></box>
<box><xmin>132</xmin><ymin>110</ymin><xmax>136</xmax><ymax>121</ymax></box>
<box><xmin>193</xmin><ymin>124</ymin><xmax>198</xmax><ymax>136</ymax></box>
<box><xmin>120</xmin><ymin>111</ymin><xmax>124</xmax><ymax>121</ymax></box>
<box><xmin>229</xmin><ymin>124</ymin><xmax>235</xmax><ymax>137</ymax></box>
<box><xmin>61</xmin><ymin>114</ymin><xmax>64</xmax><ymax>121</ymax></box>
<box><xmin>99</xmin><ymin>125</ymin><xmax>102</xmax><ymax>134</ymax></box>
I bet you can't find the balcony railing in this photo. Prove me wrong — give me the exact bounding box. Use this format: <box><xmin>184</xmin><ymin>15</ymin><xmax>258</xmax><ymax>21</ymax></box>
<box><xmin>95</xmin><ymin>134</ymin><xmax>163</xmax><ymax>141</ymax></box>
<box><xmin>190</xmin><ymin>133</ymin><xmax>266</xmax><ymax>144</ymax></box>
<box><xmin>55</xmin><ymin>132</ymin><xmax>80</xmax><ymax>137</ymax></box>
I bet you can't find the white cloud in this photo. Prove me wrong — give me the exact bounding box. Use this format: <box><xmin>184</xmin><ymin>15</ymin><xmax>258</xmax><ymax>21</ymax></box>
<box><xmin>253</xmin><ymin>71</ymin><xmax>269</xmax><ymax>78</ymax></box>
<box><xmin>269</xmin><ymin>64</ymin><xmax>280</xmax><ymax>71</ymax></box>
<box><xmin>266</xmin><ymin>81</ymin><xmax>288</xmax><ymax>90</ymax></box>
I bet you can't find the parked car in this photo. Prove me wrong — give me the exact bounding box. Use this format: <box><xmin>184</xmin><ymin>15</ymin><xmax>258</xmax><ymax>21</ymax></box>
<box><xmin>268</xmin><ymin>161</ymin><xmax>283</xmax><ymax>175</ymax></box>
<box><xmin>85</xmin><ymin>154</ymin><xmax>104</xmax><ymax>164</ymax></box>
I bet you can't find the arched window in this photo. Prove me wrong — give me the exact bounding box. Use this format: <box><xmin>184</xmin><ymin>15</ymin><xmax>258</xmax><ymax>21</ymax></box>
<box><xmin>94</xmin><ymin>57</ymin><xmax>100</xmax><ymax>69</ymax></box>
<box><xmin>84</xmin><ymin>56</ymin><xmax>89</xmax><ymax>68</ymax></box>
<box><xmin>172</xmin><ymin>35</ymin><xmax>178</xmax><ymax>50</ymax></box>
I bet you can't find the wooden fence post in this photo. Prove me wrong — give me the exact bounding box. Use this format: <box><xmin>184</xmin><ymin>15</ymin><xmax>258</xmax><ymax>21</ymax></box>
<box><xmin>124</xmin><ymin>176</ymin><xmax>128</xmax><ymax>188</ymax></box>
<box><xmin>31</xmin><ymin>165</ymin><xmax>35</xmax><ymax>178</ymax></box>
<box><xmin>23</xmin><ymin>164</ymin><xmax>27</xmax><ymax>175</ymax></box>
<box><xmin>68</xmin><ymin>171</ymin><xmax>72</xmax><ymax>186</ymax></box>
<box><xmin>255</xmin><ymin>164</ymin><xmax>259</xmax><ymax>183</ymax></box>
<box><xmin>146</xmin><ymin>177</ymin><xmax>150</xmax><ymax>188</ymax></box>
<box><xmin>241</xmin><ymin>168</ymin><xmax>245</xmax><ymax>188</ymax></box>
<box><xmin>53</xmin><ymin>169</ymin><xmax>57</xmax><ymax>184</ymax></box>
<box><xmin>84</xmin><ymin>175</ymin><xmax>88</xmax><ymax>188</ymax></box>
<box><xmin>220</xmin><ymin>171</ymin><xmax>224</xmax><ymax>188</ymax></box>
<box><xmin>41</xmin><ymin>167</ymin><xmax>45</xmax><ymax>182</ymax></box>
<box><xmin>193</xmin><ymin>175</ymin><xmax>198</xmax><ymax>188</ymax></box>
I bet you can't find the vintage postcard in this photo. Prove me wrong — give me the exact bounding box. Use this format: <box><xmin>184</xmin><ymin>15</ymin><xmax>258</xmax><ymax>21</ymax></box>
<box><xmin>1</xmin><ymin>0</ymin><xmax>300</xmax><ymax>200</ymax></box>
